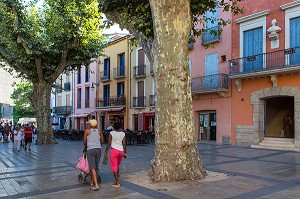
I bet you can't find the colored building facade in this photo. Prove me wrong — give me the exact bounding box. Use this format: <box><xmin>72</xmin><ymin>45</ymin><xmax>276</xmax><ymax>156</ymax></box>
<box><xmin>190</xmin><ymin>2</ymin><xmax>232</xmax><ymax>144</ymax></box>
<box><xmin>128</xmin><ymin>44</ymin><xmax>155</xmax><ymax>132</ymax></box>
<box><xmin>230</xmin><ymin>0</ymin><xmax>300</xmax><ymax>148</ymax></box>
<box><xmin>52</xmin><ymin>72</ymin><xmax>73</xmax><ymax>130</ymax></box>
<box><xmin>96</xmin><ymin>35</ymin><xmax>130</xmax><ymax>131</ymax></box>
<box><xmin>73</xmin><ymin>62</ymin><xmax>99</xmax><ymax>130</ymax></box>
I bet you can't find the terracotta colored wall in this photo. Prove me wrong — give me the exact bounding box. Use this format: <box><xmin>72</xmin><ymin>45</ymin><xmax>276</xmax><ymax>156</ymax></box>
<box><xmin>232</xmin><ymin>0</ymin><xmax>293</xmax><ymax>59</ymax></box>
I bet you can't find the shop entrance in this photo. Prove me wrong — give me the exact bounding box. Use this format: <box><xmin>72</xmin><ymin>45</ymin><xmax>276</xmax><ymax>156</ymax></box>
<box><xmin>199</xmin><ymin>111</ymin><xmax>216</xmax><ymax>141</ymax></box>
<box><xmin>265</xmin><ymin>97</ymin><xmax>294</xmax><ymax>138</ymax></box>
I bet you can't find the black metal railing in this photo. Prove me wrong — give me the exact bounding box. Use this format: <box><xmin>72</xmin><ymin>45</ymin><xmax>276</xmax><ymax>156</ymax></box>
<box><xmin>201</xmin><ymin>26</ymin><xmax>220</xmax><ymax>45</ymax></box>
<box><xmin>113</xmin><ymin>66</ymin><xmax>126</xmax><ymax>78</ymax></box>
<box><xmin>95</xmin><ymin>96</ymin><xmax>126</xmax><ymax>107</ymax></box>
<box><xmin>149</xmin><ymin>95</ymin><xmax>155</xmax><ymax>107</ymax></box>
<box><xmin>52</xmin><ymin>106</ymin><xmax>72</xmax><ymax>115</ymax></box>
<box><xmin>133</xmin><ymin>96</ymin><xmax>146</xmax><ymax>108</ymax></box>
<box><xmin>229</xmin><ymin>46</ymin><xmax>300</xmax><ymax>75</ymax></box>
<box><xmin>133</xmin><ymin>65</ymin><xmax>146</xmax><ymax>78</ymax></box>
<box><xmin>100</xmin><ymin>71</ymin><xmax>110</xmax><ymax>82</ymax></box>
<box><xmin>191</xmin><ymin>73</ymin><xmax>228</xmax><ymax>93</ymax></box>
<box><xmin>64</xmin><ymin>82</ymin><xmax>70</xmax><ymax>91</ymax></box>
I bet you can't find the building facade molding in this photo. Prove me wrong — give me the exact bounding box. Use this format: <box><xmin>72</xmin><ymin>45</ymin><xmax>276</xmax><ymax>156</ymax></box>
<box><xmin>235</xmin><ymin>10</ymin><xmax>270</xmax><ymax>24</ymax></box>
<box><xmin>280</xmin><ymin>1</ymin><xmax>300</xmax><ymax>10</ymax></box>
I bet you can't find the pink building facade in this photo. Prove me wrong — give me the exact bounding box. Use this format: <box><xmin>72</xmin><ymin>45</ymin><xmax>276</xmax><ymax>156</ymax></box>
<box><xmin>190</xmin><ymin>2</ymin><xmax>232</xmax><ymax>144</ymax></box>
<box><xmin>73</xmin><ymin>62</ymin><xmax>99</xmax><ymax>130</ymax></box>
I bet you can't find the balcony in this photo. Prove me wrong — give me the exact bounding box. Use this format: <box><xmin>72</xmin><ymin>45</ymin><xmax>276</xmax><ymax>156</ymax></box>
<box><xmin>191</xmin><ymin>73</ymin><xmax>229</xmax><ymax>94</ymax></box>
<box><xmin>113</xmin><ymin>66</ymin><xmax>126</xmax><ymax>79</ymax></box>
<box><xmin>133</xmin><ymin>96</ymin><xmax>146</xmax><ymax>108</ymax></box>
<box><xmin>201</xmin><ymin>26</ymin><xmax>220</xmax><ymax>46</ymax></box>
<box><xmin>64</xmin><ymin>82</ymin><xmax>70</xmax><ymax>91</ymax></box>
<box><xmin>149</xmin><ymin>95</ymin><xmax>155</xmax><ymax>107</ymax></box>
<box><xmin>133</xmin><ymin>65</ymin><xmax>146</xmax><ymax>78</ymax></box>
<box><xmin>100</xmin><ymin>71</ymin><xmax>110</xmax><ymax>82</ymax></box>
<box><xmin>52</xmin><ymin>106</ymin><xmax>71</xmax><ymax>115</ymax></box>
<box><xmin>95</xmin><ymin>96</ymin><xmax>126</xmax><ymax>107</ymax></box>
<box><xmin>229</xmin><ymin>46</ymin><xmax>300</xmax><ymax>77</ymax></box>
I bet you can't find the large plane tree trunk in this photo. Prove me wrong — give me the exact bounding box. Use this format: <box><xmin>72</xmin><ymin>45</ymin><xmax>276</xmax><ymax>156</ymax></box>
<box><xmin>30</xmin><ymin>81</ymin><xmax>56</xmax><ymax>144</ymax></box>
<box><xmin>149</xmin><ymin>0</ymin><xmax>206</xmax><ymax>182</ymax></box>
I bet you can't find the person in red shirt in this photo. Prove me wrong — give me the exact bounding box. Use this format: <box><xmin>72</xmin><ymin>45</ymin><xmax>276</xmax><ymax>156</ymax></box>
<box><xmin>24</xmin><ymin>123</ymin><xmax>33</xmax><ymax>151</ymax></box>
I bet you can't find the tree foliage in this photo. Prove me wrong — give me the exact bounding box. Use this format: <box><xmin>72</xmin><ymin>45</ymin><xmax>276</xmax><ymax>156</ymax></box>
<box><xmin>11</xmin><ymin>81</ymin><xmax>35</xmax><ymax>122</ymax></box>
<box><xmin>0</xmin><ymin>0</ymin><xmax>104</xmax><ymax>83</ymax></box>
<box><xmin>101</xmin><ymin>0</ymin><xmax>243</xmax><ymax>39</ymax></box>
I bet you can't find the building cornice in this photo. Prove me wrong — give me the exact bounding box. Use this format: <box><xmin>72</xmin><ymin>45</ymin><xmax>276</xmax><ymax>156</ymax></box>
<box><xmin>280</xmin><ymin>0</ymin><xmax>300</xmax><ymax>10</ymax></box>
<box><xmin>236</xmin><ymin>10</ymin><xmax>270</xmax><ymax>24</ymax></box>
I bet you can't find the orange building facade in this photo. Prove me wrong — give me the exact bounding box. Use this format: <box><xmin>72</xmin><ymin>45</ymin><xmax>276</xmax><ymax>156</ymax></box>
<box><xmin>230</xmin><ymin>0</ymin><xmax>300</xmax><ymax>149</ymax></box>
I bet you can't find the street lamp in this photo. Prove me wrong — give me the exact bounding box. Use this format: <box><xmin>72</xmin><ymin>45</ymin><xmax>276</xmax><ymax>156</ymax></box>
<box><xmin>91</xmin><ymin>82</ymin><xmax>99</xmax><ymax>91</ymax></box>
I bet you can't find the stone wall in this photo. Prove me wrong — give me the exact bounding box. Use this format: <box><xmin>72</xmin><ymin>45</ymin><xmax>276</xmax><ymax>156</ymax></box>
<box><xmin>236</xmin><ymin>125</ymin><xmax>255</xmax><ymax>146</ymax></box>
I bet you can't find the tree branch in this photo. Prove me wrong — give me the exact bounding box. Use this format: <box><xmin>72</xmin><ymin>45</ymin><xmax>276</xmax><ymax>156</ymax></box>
<box><xmin>8</xmin><ymin>0</ymin><xmax>31</xmax><ymax>54</ymax></box>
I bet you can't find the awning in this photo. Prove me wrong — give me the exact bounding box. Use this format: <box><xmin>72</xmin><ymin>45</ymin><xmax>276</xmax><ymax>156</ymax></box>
<box><xmin>144</xmin><ymin>112</ymin><xmax>155</xmax><ymax>117</ymax></box>
<box><xmin>95</xmin><ymin>107</ymin><xmax>123</xmax><ymax>113</ymax></box>
<box><xmin>69</xmin><ymin>113</ymin><xmax>89</xmax><ymax>118</ymax></box>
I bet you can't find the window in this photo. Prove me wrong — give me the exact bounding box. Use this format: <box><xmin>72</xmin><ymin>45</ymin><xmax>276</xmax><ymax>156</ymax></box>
<box><xmin>205</xmin><ymin>53</ymin><xmax>219</xmax><ymax>89</ymax></box>
<box><xmin>58</xmin><ymin>95</ymin><xmax>62</xmax><ymax>106</ymax></box>
<box><xmin>85</xmin><ymin>66</ymin><xmax>90</xmax><ymax>82</ymax></box>
<box><xmin>104</xmin><ymin>58</ymin><xmax>110</xmax><ymax>79</ymax></box>
<box><xmin>202</xmin><ymin>6</ymin><xmax>219</xmax><ymax>45</ymax></box>
<box><xmin>103</xmin><ymin>85</ymin><xmax>110</xmax><ymax>106</ymax></box>
<box><xmin>77</xmin><ymin>68</ymin><xmax>81</xmax><ymax>84</ymax></box>
<box><xmin>77</xmin><ymin>88</ymin><xmax>81</xmax><ymax>109</ymax></box>
<box><xmin>66</xmin><ymin>73</ymin><xmax>70</xmax><ymax>83</ymax></box>
<box><xmin>85</xmin><ymin>87</ymin><xmax>90</xmax><ymax>108</ymax></box>
<box><xmin>117</xmin><ymin>82</ymin><xmax>125</xmax><ymax>97</ymax></box>
<box><xmin>118</xmin><ymin>53</ymin><xmax>125</xmax><ymax>77</ymax></box>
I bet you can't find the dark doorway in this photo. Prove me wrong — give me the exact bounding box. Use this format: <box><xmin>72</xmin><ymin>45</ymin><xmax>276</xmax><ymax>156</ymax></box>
<box><xmin>265</xmin><ymin>97</ymin><xmax>294</xmax><ymax>138</ymax></box>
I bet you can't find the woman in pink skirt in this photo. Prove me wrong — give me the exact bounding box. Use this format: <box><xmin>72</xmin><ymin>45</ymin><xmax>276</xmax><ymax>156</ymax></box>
<box><xmin>104</xmin><ymin>122</ymin><xmax>126</xmax><ymax>187</ymax></box>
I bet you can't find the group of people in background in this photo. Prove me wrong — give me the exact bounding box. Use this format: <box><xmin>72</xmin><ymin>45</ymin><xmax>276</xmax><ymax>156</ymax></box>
<box><xmin>84</xmin><ymin>120</ymin><xmax>126</xmax><ymax>191</ymax></box>
<box><xmin>0</xmin><ymin>121</ymin><xmax>36</xmax><ymax>152</ymax></box>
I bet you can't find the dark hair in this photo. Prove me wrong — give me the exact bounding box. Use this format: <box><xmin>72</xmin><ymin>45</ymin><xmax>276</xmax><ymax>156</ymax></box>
<box><xmin>113</xmin><ymin>122</ymin><xmax>122</xmax><ymax>130</ymax></box>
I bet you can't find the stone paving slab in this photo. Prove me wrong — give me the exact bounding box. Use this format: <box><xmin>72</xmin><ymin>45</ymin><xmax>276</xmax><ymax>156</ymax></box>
<box><xmin>0</xmin><ymin>140</ymin><xmax>299</xmax><ymax>198</ymax></box>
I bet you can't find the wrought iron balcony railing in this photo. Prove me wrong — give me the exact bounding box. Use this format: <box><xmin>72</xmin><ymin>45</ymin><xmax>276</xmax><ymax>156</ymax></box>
<box><xmin>201</xmin><ymin>26</ymin><xmax>220</xmax><ymax>45</ymax></box>
<box><xmin>113</xmin><ymin>66</ymin><xmax>126</xmax><ymax>79</ymax></box>
<box><xmin>133</xmin><ymin>65</ymin><xmax>146</xmax><ymax>78</ymax></box>
<box><xmin>95</xmin><ymin>96</ymin><xmax>126</xmax><ymax>107</ymax></box>
<box><xmin>100</xmin><ymin>71</ymin><xmax>110</xmax><ymax>82</ymax></box>
<box><xmin>149</xmin><ymin>95</ymin><xmax>155</xmax><ymax>107</ymax></box>
<box><xmin>133</xmin><ymin>96</ymin><xmax>146</xmax><ymax>108</ymax></box>
<box><xmin>53</xmin><ymin>106</ymin><xmax>72</xmax><ymax>115</ymax></box>
<box><xmin>191</xmin><ymin>73</ymin><xmax>228</xmax><ymax>93</ymax></box>
<box><xmin>64</xmin><ymin>82</ymin><xmax>71</xmax><ymax>91</ymax></box>
<box><xmin>229</xmin><ymin>46</ymin><xmax>300</xmax><ymax>75</ymax></box>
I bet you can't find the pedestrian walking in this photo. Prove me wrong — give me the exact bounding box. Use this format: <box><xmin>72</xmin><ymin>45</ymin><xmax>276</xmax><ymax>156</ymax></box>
<box><xmin>24</xmin><ymin>123</ymin><xmax>33</xmax><ymax>151</ymax></box>
<box><xmin>13</xmin><ymin>127</ymin><xmax>23</xmax><ymax>151</ymax></box>
<box><xmin>104</xmin><ymin>122</ymin><xmax>126</xmax><ymax>188</ymax></box>
<box><xmin>83</xmin><ymin>119</ymin><xmax>104</xmax><ymax>191</ymax></box>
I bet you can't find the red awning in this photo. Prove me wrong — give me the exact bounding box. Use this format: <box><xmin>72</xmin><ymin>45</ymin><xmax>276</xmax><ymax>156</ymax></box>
<box><xmin>94</xmin><ymin>107</ymin><xmax>123</xmax><ymax>113</ymax></box>
<box><xmin>144</xmin><ymin>112</ymin><xmax>155</xmax><ymax>117</ymax></box>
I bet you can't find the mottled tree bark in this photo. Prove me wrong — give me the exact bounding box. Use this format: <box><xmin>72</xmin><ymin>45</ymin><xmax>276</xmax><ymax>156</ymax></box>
<box><xmin>30</xmin><ymin>82</ymin><xmax>56</xmax><ymax>145</ymax></box>
<box><xmin>149</xmin><ymin>0</ymin><xmax>206</xmax><ymax>182</ymax></box>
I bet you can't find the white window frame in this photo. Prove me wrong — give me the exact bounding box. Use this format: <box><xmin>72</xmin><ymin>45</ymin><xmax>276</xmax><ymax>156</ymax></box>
<box><xmin>283</xmin><ymin>5</ymin><xmax>300</xmax><ymax>48</ymax></box>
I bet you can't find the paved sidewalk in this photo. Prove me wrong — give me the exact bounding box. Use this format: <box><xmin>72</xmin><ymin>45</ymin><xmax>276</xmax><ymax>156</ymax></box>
<box><xmin>0</xmin><ymin>139</ymin><xmax>299</xmax><ymax>199</ymax></box>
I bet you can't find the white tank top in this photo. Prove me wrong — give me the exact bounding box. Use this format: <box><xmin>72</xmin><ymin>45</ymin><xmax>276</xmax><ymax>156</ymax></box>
<box><xmin>110</xmin><ymin>131</ymin><xmax>125</xmax><ymax>151</ymax></box>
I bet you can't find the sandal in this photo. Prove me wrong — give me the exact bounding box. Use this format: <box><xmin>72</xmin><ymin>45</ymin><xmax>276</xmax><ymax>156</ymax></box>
<box><xmin>90</xmin><ymin>187</ymin><xmax>99</xmax><ymax>191</ymax></box>
<box><xmin>112</xmin><ymin>183</ymin><xmax>120</xmax><ymax>188</ymax></box>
